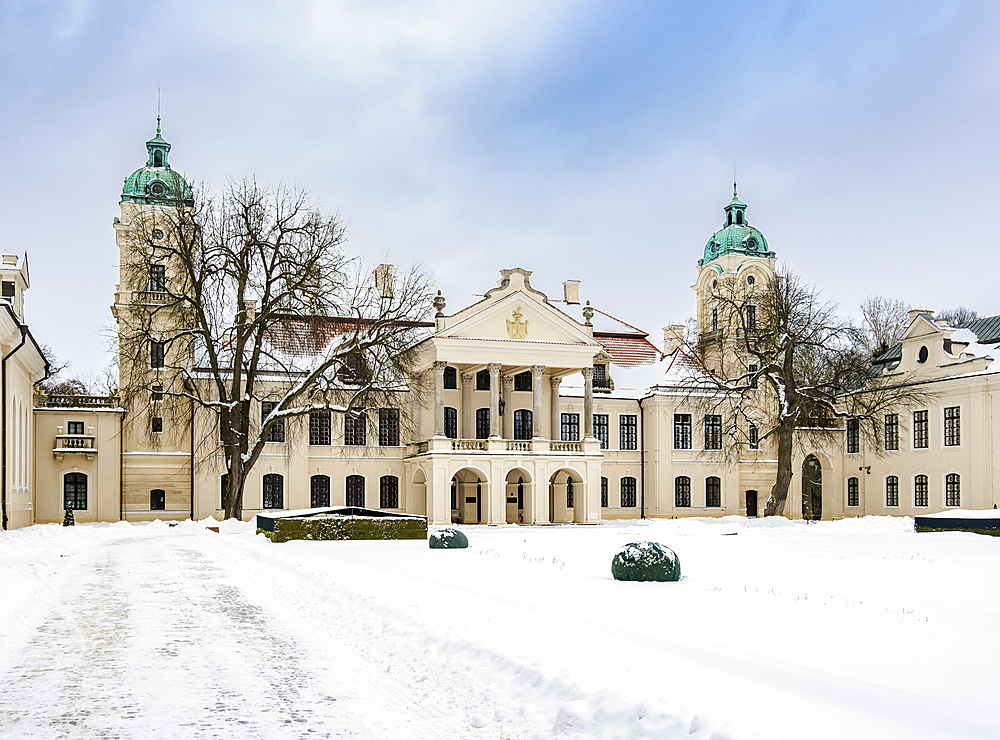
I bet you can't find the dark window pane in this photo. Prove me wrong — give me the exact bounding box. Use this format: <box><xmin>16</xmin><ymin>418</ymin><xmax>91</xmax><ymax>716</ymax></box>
<box><xmin>476</xmin><ymin>369</ymin><xmax>490</xmax><ymax>391</ymax></box>
<box><xmin>914</xmin><ymin>475</ymin><xmax>928</xmax><ymax>507</ymax></box>
<box><xmin>886</xmin><ymin>476</ymin><xmax>899</xmax><ymax>507</ymax></box>
<box><xmin>944</xmin><ymin>407</ymin><xmax>960</xmax><ymax>447</ymax></box>
<box><xmin>380</xmin><ymin>476</ymin><xmax>399</xmax><ymax>508</ymax></box>
<box><xmin>345</xmin><ymin>414</ymin><xmax>366</xmax><ymax>446</ymax></box>
<box><xmin>150</xmin><ymin>489</ymin><xmax>165</xmax><ymax>511</ymax></box>
<box><xmin>310</xmin><ymin>475</ymin><xmax>330</xmax><ymax>508</ymax></box>
<box><xmin>262</xmin><ymin>401</ymin><xmax>285</xmax><ymax>443</ymax></box>
<box><xmin>67</xmin><ymin>421</ymin><xmax>84</xmax><ymax>435</ymax></box>
<box><xmin>593</xmin><ymin>414</ymin><xmax>609</xmax><ymax>449</ymax></box>
<box><xmin>847</xmin><ymin>477</ymin><xmax>859</xmax><ymax>507</ymax></box>
<box><xmin>704</xmin><ymin>414</ymin><xmax>722</xmax><ymax>450</ymax></box>
<box><xmin>346</xmin><ymin>475</ymin><xmax>365</xmax><ymax>507</ymax></box>
<box><xmin>151</xmin><ymin>416</ymin><xmax>163</xmax><ymax>433</ymax></box>
<box><xmin>150</xmin><ymin>340</ymin><xmax>165</xmax><ymax>369</ymax></box>
<box><xmin>309</xmin><ymin>411</ymin><xmax>331</xmax><ymax>445</ymax></box>
<box><xmin>561</xmin><ymin>413</ymin><xmax>579</xmax><ymax>441</ymax></box>
<box><xmin>748</xmin><ymin>422</ymin><xmax>759</xmax><ymax>449</ymax></box>
<box><xmin>475</xmin><ymin>408</ymin><xmax>490</xmax><ymax>439</ymax></box>
<box><xmin>674</xmin><ymin>414</ymin><xmax>691</xmax><ymax>449</ymax></box>
<box><xmin>620</xmin><ymin>477</ymin><xmax>637</xmax><ymax>507</ymax></box>
<box><xmin>514</xmin><ymin>371</ymin><xmax>532</xmax><ymax>391</ymax></box>
<box><xmin>63</xmin><ymin>472</ymin><xmax>87</xmax><ymax>510</ymax></box>
<box><xmin>675</xmin><ymin>476</ymin><xmax>691</xmax><ymax>507</ymax></box>
<box><xmin>379</xmin><ymin>408</ymin><xmax>399</xmax><ymax>446</ymax></box>
<box><xmin>514</xmin><ymin>409</ymin><xmax>533</xmax><ymax>440</ymax></box>
<box><xmin>263</xmin><ymin>474</ymin><xmax>283</xmax><ymax>509</ymax></box>
<box><xmin>706</xmin><ymin>476</ymin><xmax>721</xmax><ymax>507</ymax></box>
<box><xmin>946</xmin><ymin>473</ymin><xmax>960</xmax><ymax>506</ymax></box>
<box><xmin>443</xmin><ymin>366</ymin><xmax>457</xmax><ymax>389</ymax></box>
<box><xmin>149</xmin><ymin>264</ymin><xmax>166</xmax><ymax>292</ymax></box>
<box><xmin>914</xmin><ymin>410</ymin><xmax>928</xmax><ymax>449</ymax></box>
<box><xmin>846</xmin><ymin>418</ymin><xmax>860</xmax><ymax>454</ymax></box>
<box><xmin>566</xmin><ymin>478</ymin><xmax>574</xmax><ymax>508</ymax></box>
<box><xmin>444</xmin><ymin>407</ymin><xmax>458</xmax><ymax>439</ymax></box>
<box><xmin>601</xmin><ymin>477</ymin><xmax>608</xmax><ymax>508</ymax></box>
<box><xmin>620</xmin><ymin>415</ymin><xmax>637</xmax><ymax>450</ymax></box>
<box><xmin>884</xmin><ymin>414</ymin><xmax>898</xmax><ymax>451</ymax></box>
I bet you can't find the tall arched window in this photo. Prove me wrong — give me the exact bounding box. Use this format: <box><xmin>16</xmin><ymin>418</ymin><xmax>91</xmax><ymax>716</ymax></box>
<box><xmin>736</xmin><ymin>210</ymin><xmax>743</xmax><ymax>225</ymax></box>
<box><xmin>346</xmin><ymin>475</ymin><xmax>365</xmax><ymax>507</ymax></box>
<box><xmin>886</xmin><ymin>475</ymin><xmax>899</xmax><ymax>507</ymax></box>
<box><xmin>380</xmin><ymin>475</ymin><xmax>399</xmax><ymax>509</ymax></box>
<box><xmin>310</xmin><ymin>475</ymin><xmax>331</xmax><ymax>508</ymax></box>
<box><xmin>443</xmin><ymin>366</ymin><xmax>457</xmax><ymax>389</ymax></box>
<box><xmin>566</xmin><ymin>478</ymin><xmax>574</xmax><ymax>508</ymax></box>
<box><xmin>476</xmin><ymin>408</ymin><xmax>490</xmax><ymax>439</ymax></box>
<box><xmin>444</xmin><ymin>407</ymin><xmax>458</xmax><ymax>439</ymax></box>
<box><xmin>945</xmin><ymin>474</ymin><xmax>960</xmax><ymax>507</ymax></box>
<box><xmin>620</xmin><ymin>477</ymin><xmax>637</xmax><ymax>508</ymax></box>
<box><xmin>514</xmin><ymin>409</ymin><xmax>533</xmax><ymax>440</ymax></box>
<box><xmin>847</xmin><ymin>477</ymin><xmax>859</xmax><ymax>507</ymax></box>
<box><xmin>64</xmin><ymin>472</ymin><xmax>87</xmax><ymax>510</ymax></box>
<box><xmin>263</xmin><ymin>474</ymin><xmax>284</xmax><ymax>509</ymax></box>
<box><xmin>600</xmin><ymin>477</ymin><xmax>608</xmax><ymax>508</ymax></box>
<box><xmin>914</xmin><ymin>475</ymin><xmax>928</xmax><ymax>507</ymax></box>
<box><xmin>675</xmin><ymin>476</ymin><xmax>691</xmax><ymax>507</ymax></box>
<box><xmin>706</xmin><ymin>476</ymin><xmax>721</xmax><ymax>507</ymax></box>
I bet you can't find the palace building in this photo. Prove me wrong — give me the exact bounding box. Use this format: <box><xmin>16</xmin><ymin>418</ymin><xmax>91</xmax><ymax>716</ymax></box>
<box><xmin>7</xmin><ymin>126</ymin><xmax>1000</xmax><ymax>529</ymax></box>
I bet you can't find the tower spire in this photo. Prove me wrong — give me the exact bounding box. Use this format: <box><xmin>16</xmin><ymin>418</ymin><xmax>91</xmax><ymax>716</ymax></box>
<box><xmin>156</xmin><ymin>88</ymin><xmax>161</xmax><ymax>136</ymax></box>
<box><xmin>733</xmin><ymin>158</ymin><xmax>737</xmax><ymax>197</ymax></box>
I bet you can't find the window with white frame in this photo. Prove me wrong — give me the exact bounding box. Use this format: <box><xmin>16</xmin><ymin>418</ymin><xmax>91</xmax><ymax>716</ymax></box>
<box><xmin>944</xmin><ymin>407</ymin><xmax>960</xmax><ymax>447</ymax></box>
<box><xmin>914</xmin><ymin>474</ymin><xmax>928</xmax><ymax>507</ymax></box>
<box><xmin>886</xmin><ymin>475</ymin><xmax>899</xmax><ymax>507</ymax></box>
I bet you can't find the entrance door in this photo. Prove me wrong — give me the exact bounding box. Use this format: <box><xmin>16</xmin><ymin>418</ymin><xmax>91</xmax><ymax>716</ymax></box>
<box><xmin>802</xmin><ymin>455</ymin><xmax>822</xmax><ymax>520</ymax></box>
<box><xmin>746</xmin><ymin>490</ymin><xmax>758</xmax><ymax>518</ymax></box>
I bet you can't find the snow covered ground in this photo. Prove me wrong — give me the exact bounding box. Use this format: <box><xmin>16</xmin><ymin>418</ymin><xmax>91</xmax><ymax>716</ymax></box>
<box><xmin>1</xmin><ymin>516</ymin><xmax>998</xmax><ymax>740</ymax></box>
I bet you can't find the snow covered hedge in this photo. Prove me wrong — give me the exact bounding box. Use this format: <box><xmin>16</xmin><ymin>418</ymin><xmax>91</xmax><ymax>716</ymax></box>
<box><xmin>259</xmin><ymin>515</ymin><xmax>427</xmax><ymax>543</ymax></box>
<box><xmin>611</xmin><ymin>542</ymin><xmax>681</xmax><ymax>582</ymax></box>
<box><xmin>429</xmin><ymin>528</ymin><xmax>468</xmax><ymax>549</ymax></box>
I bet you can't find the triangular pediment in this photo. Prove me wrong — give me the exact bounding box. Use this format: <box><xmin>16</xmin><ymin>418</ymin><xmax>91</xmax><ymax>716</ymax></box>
<box><xmin>439</xmin><ymin>290</ymin><xmax>598</xmax><ymax>346</ymax></box>
<box><xmin>901</xmin><ymin>312</ymin><xmax>942</xmax><ymax>341</ymax></box>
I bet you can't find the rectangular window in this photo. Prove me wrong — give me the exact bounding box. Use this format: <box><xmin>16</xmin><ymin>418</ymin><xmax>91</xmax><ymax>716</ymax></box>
<box><xmin>151</xmin><ymin>417</ymin><xmax>163</xmax><ymax>433</ymax></box>
<box><xmin>444</xmin><ymin>407</ymin><xmax>458</xmax><ymax>439</ymax></box>
<box><xmin>380</xmin><ymin>476</ymin><xmax>399</xmax><ymax>509</ymax></box>
<box><xmin>1</xmin><ymin>281</ymin><xmax>15</xmax><ymax>298</ymax></box>
<box><xmin>378</xmin><ymin>408</ymin><xmax>400</xmax><ymax>447</ymax></box>
<box><xmin>619</xmin><ymin>415</ymin><xmax>637</xmax><ymax>450</ymax></box>
<box><xmin>886</xmin><ymin>476</ymin><xmax>899</xmax><ymax>507</ymax></box>
<box><xmin>914</xmin><ymin>410</ymin><xmax>929</xmax><ymax>449</ymax></box>
<box><xmin>706</xmin><ymin>476</ymin><xmax>721</xmax><ymax>507</ymax></box>
<box><xmin>561</xmin><ymin>413</ymin><xmax>580</xmax><ymax>441</ymax></box>
<box><xmin>620</xmin><ymin>477</ymin><xmax>637</xmax><ymax>508</ymax></box>
<box><xmin>476</xmin><ymin>369</ymin><xmax>490</xmax><ymax>390</ymax></box>
<box><xmin>262</xmin><ymin>401</ymin><xmax>285</xmax><ymax>443</ymax></box>
<box><xmin>673</xmin><ymin>414</ymin><xmax>692</xmax><ymax>450</ymax></box>
<box><xmin>309</xmin><ymin>410</ymin><xmax>331</xmax><ymax>446</ymax></box>
<box><xmin>600</xmin><ymin>477</ymin><xmax>608</xmax><ymax>508</ymax></box>
<box><xmin>847</xmin><ymin>477</ymin><xmax>859</xmax><ymax>507</ymax></box>
<box><xmin>675</xmin><ymin>476</ymin><xmax>691</xmax><ymax>507</ymax></box>
<box><xmin>514</xmin><ymin>371</ymin><xmax>532</xmax><ymax>392</ymax></box>
<box><xmin>345</xmin><ymin>413</ymin><xmax>366</xmax><ymax>446</ymax></box>
<box><xmin>67</xmin><ymin>421</ymin><xmax>85</xmax><ymax>435</ymax></box>
<box><xmin>884</xmin><ymin>414</ymin><xmax>898</xmax><ymax>451</ymax></box>
<box><xmin>746</xmin><ymin>305</ymin><xmax>757</xmax><ymax>330</ymax></box>
<box><xmin>747</xmin><ymin>363</ymin><xmax>758</xmax><ymax>388</ymax></box>
<box><xmin>63</xmin><ymin>473</ymin><xmax>87</xmax><ymax>510</ymax></box>
<box><xmin>149</xmin><ymin>264</ymin><xmax>166</xmax><ymax>292</ymax></box>
<box><xmin>151</xmin><ymin>385</ymin><xmax>163</xmax><ymax>402</ymax></box>
<box><xmin>593</xmin><ymin>363</ymin><xmax>610</xmax><ymax>389</ymax></box>
<box><xmin>914</xmin><ymin>475</ymin><xmax>928</xmax><ymax>507</ymax></box>
<box><xmin>748</xmin><ymin>423</ymin><xmax>759</xmax><ymax>449</ymax></box>
<box><xmin>150</xmin><ymin>489</ymin><xmax>165</xmax><ymax>511</ymax></box>
<box><xmin>593</xmin><ymin>414</ymin><xmax>609</xmax><ymax>449</ymax></box>
<box><xmin>263</xmin><ymin>474</ymin><xmax>284</xmax><ymax>510</ymax></box>
<box><xmin>514</xmin><ymin>409</ymin><xmax>533</xmax><ymax>440</ymax></box>
<box><xmin>846</xmin><ymin>418</ymin><xmax>860</xmax><ymax>454</ymax></box>
<box><xmin>946</xmin><ymin>473</ymin><xmax>960</xmax><ymax>506</ymax></box>
<box><xmin>944</xmin><ymin>407</ymin><xmax>960</xmax><ymax>446</ymax></box>
<box><xmin>150</xmin><ymin>340</ymin><xmax>165</xmax><ymax>369</ymax></box>
<box><xmin>704</xmin><ymin>414</ymin><xmax>722</xmax><ymax>450</ymax></box>
<box><xmin>475</xmin><ymin>408</ymin><xmax>490</xmax><ymax>439</ymax></box>
<box><xmin>711</xmin><ymin>307</ymin><xmax>718</xmax><ymax>333</ymax></box>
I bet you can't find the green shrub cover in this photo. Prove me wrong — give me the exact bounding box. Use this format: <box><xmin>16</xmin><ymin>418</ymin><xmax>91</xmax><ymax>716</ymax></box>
<box><xmin>429</xmin><ymin>528</ymin><xmax>469</xmax><ymax>549</ymax></box>
<box><xmin>259</xmin><ymin>515</ymin><xmax>427</xmax><ymax>543</ymax></box>
<box><xmin>62</xmin><ymin>508</ymin><xmax>75</xmax><ymax>527</ymax></box>
<box><xmin>611</xmin><ymin>542</ymin><xmax>680</xmax><ymax>582</ymax></box>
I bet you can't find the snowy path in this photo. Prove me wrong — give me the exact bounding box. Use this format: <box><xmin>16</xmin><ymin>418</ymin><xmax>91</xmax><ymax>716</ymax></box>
<box><xmin>0</xmin><ymin>530</ymin><xmax>477</xmax><ymax>739</ymax></box>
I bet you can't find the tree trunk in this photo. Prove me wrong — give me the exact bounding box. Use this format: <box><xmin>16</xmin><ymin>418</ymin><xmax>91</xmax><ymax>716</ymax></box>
<box><xmin>765</xmin><ymin>419</ymin><xmax>794</xmax><ymax>516</ymax></box>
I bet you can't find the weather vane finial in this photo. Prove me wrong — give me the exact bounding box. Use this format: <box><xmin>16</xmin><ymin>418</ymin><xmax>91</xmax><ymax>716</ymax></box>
<box><xmin>156</xmin><ymin>88</ymin><xmax>161</xmax><ymax>135</ymax></box>
<box><xmin>733</xmin><ymin>158</ymin><xmax>737</xmax><ymax>196</ymax></box>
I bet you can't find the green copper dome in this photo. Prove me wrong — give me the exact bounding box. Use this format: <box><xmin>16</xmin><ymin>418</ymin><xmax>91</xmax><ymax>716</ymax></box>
<box><xmin>121</xmin><ymin>120</ymin><xmax>194</xmax><ymax>206</ymax></box>
<box><xmin>698</xmin><ymin>185</ymin><xmax>773</xmax><ymax>266</ymax></box>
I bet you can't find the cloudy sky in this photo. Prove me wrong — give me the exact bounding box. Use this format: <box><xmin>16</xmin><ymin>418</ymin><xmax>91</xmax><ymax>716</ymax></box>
<box><xmin>2</xmin><ymin>0</ymin><xmax>998</xmax><ymax>379</ymax></box>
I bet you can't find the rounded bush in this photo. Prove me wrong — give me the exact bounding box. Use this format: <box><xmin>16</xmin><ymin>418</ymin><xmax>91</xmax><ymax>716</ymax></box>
<box><xmin>429</xmin><ymin>528</ymin><xmax>469</xmax><ymax>549</ymax></box>
<box><xmin>611</xmin><ymin>542</ymin><xmax>680</xmax><ymax>582</ymax></box>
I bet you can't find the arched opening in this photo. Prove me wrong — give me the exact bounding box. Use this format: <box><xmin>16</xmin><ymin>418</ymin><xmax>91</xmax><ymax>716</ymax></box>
<box><xmin>802</xmin><ymin>455</ymin><xmax>823</xmax><ymax>520</ymax></box>
<box><xmin>263</xmin><ymin>473</ymin><xmax>284</xmax><ymax>510</ymax></box>
<box><xmin>548</xmin><ymin>469</ymin><xmax>580</xmax><ymax>523</ymax></box>
<box><xmin>345</xmin><ymin>474</ymin><xmax>365</xmax><ymax>507</ymax></box>
<box><xmin>411</xmin><ymin>469</ymin><xmax>427</xmax><ymax>516</ymax></box>
<box><xmin>64</xmin><ymin>472</ymin><xmax>88</xmax><ymax>511</ymax></box>
<box><xmin>451</xmin><ymin>467</ymin><xmax>488</xmax><ymax>524</ymax></box>
<box><xmin>736</xmin><ymin>210</ymin><xmax>743</xmax><ymax>225</ymax></box>
<box><xmin>153</xmin><ymin>151</ymin><xmax>163</xmax><ymax>167</ymax></box>
<box><xmin>505</xmin><ymin>468</ymin><xmax>531</xmax><ymax>524</ymax></box>
<box><xmin>310</xmin><ymin>475</ymin><xmax>330</xmax><ymax>508</ymax></box>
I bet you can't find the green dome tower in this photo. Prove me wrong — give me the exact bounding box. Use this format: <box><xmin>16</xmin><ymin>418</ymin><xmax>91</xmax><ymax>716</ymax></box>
<box><xmin>121</xmin><ymin>119</ymin><xmax>194</xmax><ymax>207</ymax></box>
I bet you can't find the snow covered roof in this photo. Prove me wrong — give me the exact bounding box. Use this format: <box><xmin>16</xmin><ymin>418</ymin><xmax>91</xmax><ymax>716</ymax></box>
<box><xmin>265</xmin><ymin>314</ymin><xmax>434</xmax><ymax>357</ymax></box>
<box><xmin>550</xmin><ymin>300</ymin><xmax>664</xmax><ymax>368</ymax></box>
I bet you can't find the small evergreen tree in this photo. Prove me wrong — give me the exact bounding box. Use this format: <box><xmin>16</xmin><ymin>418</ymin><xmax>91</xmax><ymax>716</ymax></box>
<box><xmin>63</xmin><ymin>507</ymin><xmax>75</xmax><ymax>527</ymax></box>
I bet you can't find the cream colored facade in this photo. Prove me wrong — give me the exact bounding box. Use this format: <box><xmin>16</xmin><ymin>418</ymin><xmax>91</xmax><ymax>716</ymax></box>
<box><xmin>10</xmin><ymin>133</ymin><xmax>1000</xmax><ymax>531</ymax></box>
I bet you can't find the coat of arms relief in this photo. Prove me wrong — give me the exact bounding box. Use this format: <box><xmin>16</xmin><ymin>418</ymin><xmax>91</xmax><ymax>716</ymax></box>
<box><xmin>507</xmin><ymin>307</ymin><xmax>529</xmax><ymax>339</ymax></box>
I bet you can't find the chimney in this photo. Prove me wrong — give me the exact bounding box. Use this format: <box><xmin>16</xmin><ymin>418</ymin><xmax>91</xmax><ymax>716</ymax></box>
<box><xmin>662</xmin><ymin>324</ymin><xmax>685</xmax><ymax>354</ymax></box>
<box><xmin>375</xmin><ymin>264</ymin><xmax>394</xmax><ymax>299</ymax></box>
<box><xmin>908</xmin><ymin>308</ymin><xmax>932</xmax><ymax>324</ymax></box>
<box><xmin>2</xmin><ymin>255</ymin><xmax>17</xmax><ymax>266</ymax></box>
<box><xmin>563</xmin><ymin>280</ymin><xmax>581</xmax><ymax>305</ymax></box>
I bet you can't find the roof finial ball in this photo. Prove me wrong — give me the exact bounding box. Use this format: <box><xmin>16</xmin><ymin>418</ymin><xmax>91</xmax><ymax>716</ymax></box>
<box><xmin>433</xmin><ymin>290</ymin><xmax>446</xmax><ymax>317</ymax></box>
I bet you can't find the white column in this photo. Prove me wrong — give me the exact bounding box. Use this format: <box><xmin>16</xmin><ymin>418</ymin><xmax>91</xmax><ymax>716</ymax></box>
<box><xmin>531</xmin><ymin>365</ymin><xmax>545</xmax><ymax>438</ymax></box>
<box><xmin>433</xmin><ymin>361</ymin><xmax>446</xmax><ymax>436</ymax></box>
<box><xmin>461</xmin><ymin>372</ymin><xmax>473</xmax><ymax>439</ymax></box>
<box><xmin>582</xmin><ymin>366</ymin><xmax>594</xmax><ymax>438</ymax></box>
<box><xmin>501</xmin><ymin>374</ymin><xmax>514</xmax><ymax>439</ymax></box>
<box><xmin>550</xmin><ymin>376</ymin><xmax>562</xmax><ymax>441</ymax></box>
<box><xmin>488</xmin><ymin>363</ymin><xmax>501</xmax><ymax>437</ymax></box>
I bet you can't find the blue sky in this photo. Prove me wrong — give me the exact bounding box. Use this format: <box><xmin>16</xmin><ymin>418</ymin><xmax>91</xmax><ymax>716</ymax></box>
<box><xmin>1</xmin><ymin>0</ymin><xmax>997</xmax><ymax>378</ymax></box>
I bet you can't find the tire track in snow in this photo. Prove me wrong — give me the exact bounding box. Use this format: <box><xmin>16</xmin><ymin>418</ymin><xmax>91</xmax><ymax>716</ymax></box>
<box><xmin>0</xmin><ymin>531</ymin><xmax>469</xmax><ymax>739</ymax></box>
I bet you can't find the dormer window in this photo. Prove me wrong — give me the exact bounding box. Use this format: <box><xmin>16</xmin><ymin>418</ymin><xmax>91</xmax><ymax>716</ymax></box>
<box><xmin>1</xmin><ymin>281</ymin><xmax>14</xmax><ymax>300</ymax></box>
<box><xmin>153</xmin><ymin>151</ymin><xmax>164</xmax><ymax>167</ymax></box>
<box><xmin>727</xmin><ymin>212</ymin><xmax>733</xmax><ymax>226</ymax></box>
<box><xmin>736</xmin><ymin>211</ymin><xmax>743</xmax><ymax>225</ymax></box>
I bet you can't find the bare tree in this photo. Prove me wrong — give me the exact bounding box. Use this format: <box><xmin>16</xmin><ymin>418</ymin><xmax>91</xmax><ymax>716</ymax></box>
<box><xmin>936</xmin><ymin>306</ymin><xmax>979</xmax><ymax>327</ymax></box>
<box><xmin>682</xmin><ymin>267</ymin><xmax>931</xmax><ymax>517</ymax></box>
<box><xmin>117</xmin><ymin>178</ymin><xmax>432</xmax><ymax>519</ymax></box>
<box><xmin>858</xmin><ymin>295</ymin><xmax>910</xmax><ymax>359</ymax></box>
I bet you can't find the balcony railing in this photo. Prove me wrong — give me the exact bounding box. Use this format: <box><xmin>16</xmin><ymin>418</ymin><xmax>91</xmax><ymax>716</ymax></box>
<box><xmin>410</xmin><ymin>437</ymin><xmax>599</xmax><ymax>456</ymax></box>
<box><xmin>53</xmin><ymin>434</ymin><xmax>97</xmax><ymax>461</ymax></box>
<box><xmin>550</xmin><ymin>441</ymin><xmax>582</xmax><ymax>453</ymax></box>
<box><xmin>134</xmin><ymin>290</ymin><xmax>170</xmax><ymax>304</ymax></box>
<box><xmin>505</xmin><ymin>440</ymin><xmax>530</xmax><ymax>451</ymax></box>
<box><xmin>452</xmin><ymin>439</ymin><xmax>487</xmax><ymax>451</ymax></box>
<box><xmin>36</xmin><ymin>394</ymin><xmax>120</xmax><ymax>409</ymax></box>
